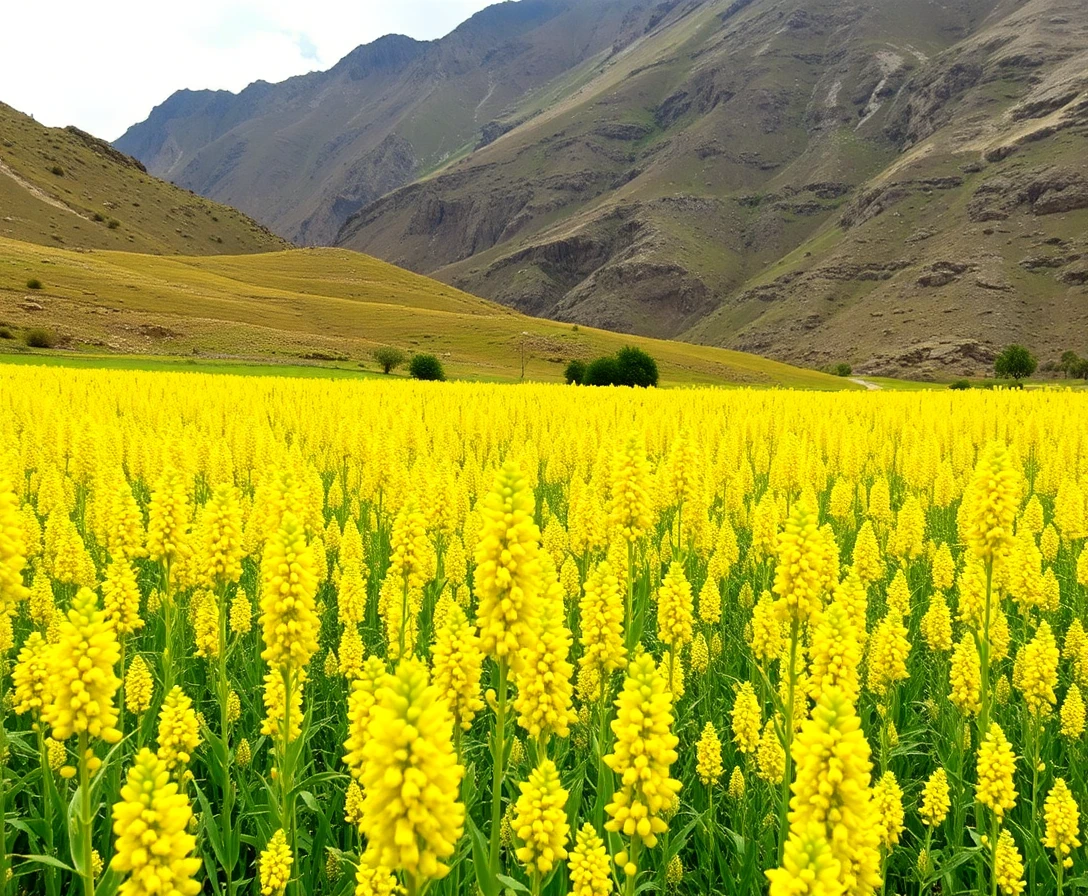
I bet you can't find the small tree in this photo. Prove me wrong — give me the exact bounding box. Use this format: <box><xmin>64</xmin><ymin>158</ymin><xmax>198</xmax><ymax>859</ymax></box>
<box><xmin>583</xmin><ymin>356</ymin><xmax>621</xmax><ymax>386</ymax></box>
<box><xmin>1073</xmin><ymin>358</ymin><xmax>1088</xmax><ymax>381</ymax></box>
<box><xmin>409</xmin><ymin>353</ymin><xmax>446</xmax><ymax>382</ymax></box>
<box><xmin>564</xmin><ymin>359</ymin><xmax>587</xmax><ymax>385</ymax></box>
<box><xmin>1060</xmin><ymin>351</ymin><xmax>1083</xmax><ymax>376</ymax></box>
<box><xmin>994</xmin><ymin>344</ymin><xmax>1037</xmax><ymax>382</ymax></box>
<box><xmin>832</xmin><ymin>363</ymin><xmax>852</xmax><ymax>377</ymax></box>
<box><xmin>614</xmin><ymin>346</ymin><xmax>659</xmax><ymax>388</ymax></box>
<box><xmin>373</xmin><ymin>346</ymin><xmax>407</xmax><ymax>375</ymax></box>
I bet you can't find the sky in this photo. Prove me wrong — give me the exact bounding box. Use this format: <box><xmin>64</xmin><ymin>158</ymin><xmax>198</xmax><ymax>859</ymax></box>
<box><xmin>1</xmin><ymin>0</ymin><xmax>496</xmax><ymax>141</ymax></box>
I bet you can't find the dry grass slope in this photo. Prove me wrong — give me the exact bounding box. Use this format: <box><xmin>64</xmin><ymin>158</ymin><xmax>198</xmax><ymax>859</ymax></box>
<box><xmin>0</xmin><ymin>236</ymin><xmax>853</xmax><ymax>388</ymax></box>
<box><xmin>0</xmin><ymin>102</ymin><xmax>288</xmax><ymax>255</ymax></box>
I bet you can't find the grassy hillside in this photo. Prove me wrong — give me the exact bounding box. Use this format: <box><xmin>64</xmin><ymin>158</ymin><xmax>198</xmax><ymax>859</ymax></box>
<box><xmin>0</xmin><ymin>236</ymin><xmax>853</xmax><ymax>388</ymax></box>
<box><xmin>0</xmin><ymin>102</ymin><xmax>289</xmax><ymax>255</ymax></box>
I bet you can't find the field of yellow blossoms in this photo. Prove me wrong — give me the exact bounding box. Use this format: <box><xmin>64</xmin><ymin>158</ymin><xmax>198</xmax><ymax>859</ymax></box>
<box><xmin>1</xmin><ymin>364</ymin><xmax>1087</xmax><ymax>896</ymax></box>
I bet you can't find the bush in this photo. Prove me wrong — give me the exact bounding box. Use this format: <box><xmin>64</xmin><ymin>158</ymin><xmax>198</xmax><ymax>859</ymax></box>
<box><xmin>614</xmin><ymin>346</ymin><xmax>659</xmax><ymax>388</ymax></box>
<box><xmin>107</xmin><ymin>219</ymin><xmax>121</xmax><ymax>230</ymax></box>
<box><xmin>831</xmin><ymin>363</ymin><xmax>853</xmax><ymax>377</ymax></box>
<box><xmin>1072</xmin><ymin>358</ymin><xmax>1088</xmax><ymax>381</ymax></box>
<box><xmin>1060</xmin><ymin>351</ymin><xmax>1082</xmax><ymax>375</ymax></box>
<box><xmin>583</xmin><ymin>356</ymin><xmax>621</xmax><ymax>386</ymax></box>
<box><xmin>373</xmin><ymin>346</ymin><xmax>407</xmax><ymax>375</ymax></box>
<box><xmin>26</xmin><ymin>278</ymin><xmax>42</xmax><ymax>290</ymax></box>
<box><xmin>564</xmin><ymin>359</ymin><xmax>587</xmax><ymax>385</ymax></box>
<box><xmin>409</xmin><ymin>353</ymin><xmax>445</xmax><ymax>382</ymax></box>
<box><xmin>92</xmin><ymin>212</ymin><xmax>105</xmax><ymax>223</ymax></box>
<box><xmin>50</xmin><ymin>165</ymin><xmax>64</xmax><ymax>177</ymax></box>
<box><xmin>949</xmin><ymin>380</ymin><xmax>972</xmax><ymax>391</ymax></box>
<box><xmin>24</xmin><ymin>328</ymin><xmax>57</xmax><ymax>349</ymax></box>
<box><xmin>994</xmin><ymin>344</ymin><xmax>1037</xmax><ymax>381</ymax></box>
<box><xmin>0</xmin><ymin>327</ymin><xmax>12</xmax><ymax>340</ymax></box>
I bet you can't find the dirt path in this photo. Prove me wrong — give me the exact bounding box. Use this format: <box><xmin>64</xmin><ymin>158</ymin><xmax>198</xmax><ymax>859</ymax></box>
<box><xmin>850</xmin><ymin>377</ymin><xmax>882</xmax><ymax>391</ymax></box>
<box><xmin>0</xmin><ymin>159</ymin><xmax>89</xmax><ymax>220</ymax></box>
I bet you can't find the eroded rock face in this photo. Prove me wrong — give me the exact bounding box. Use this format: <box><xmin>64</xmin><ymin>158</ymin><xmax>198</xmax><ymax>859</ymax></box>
<box><xmin>969</xmin><ymin>168</ymin><xmax>1088</xmax><ymax>222</ymax></box>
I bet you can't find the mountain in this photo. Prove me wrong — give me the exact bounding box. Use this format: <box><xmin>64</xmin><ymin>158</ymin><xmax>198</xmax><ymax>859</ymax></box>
<box><xmin>116</xmin><ymin>0</ymin><xmax>655</xmax><ymax>246</ymax></box>
<box><xmin>118</xmin><ymin>0</ymin><xmax>1088</xmax><ymax>376</ymax></box>
<box><xmin>0</xmin><ymin>102</ymin><xmax>288</xmax><ymax>255</ymax></box>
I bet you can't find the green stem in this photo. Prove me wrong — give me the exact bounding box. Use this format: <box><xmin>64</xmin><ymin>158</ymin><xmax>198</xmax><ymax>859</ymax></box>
<box><xmin>0</xmin><ymin>674</ymin><xmax>8</xmax><ymax>893</ymax></box>
<box><xmin>37</xmin><ymin>724</ymin><xmax>58</xmax><ymax>896</ymax></box>
<box><xmin>280</xmin><ymin>666</ymin><xmax>296</xmax><ymax>896</ymax></box>
<box><xmin>979</xmin><ymin>560</ymin><xmax>994</xmax><ymax>737</ymax></box>
<box><xmin>625</xmin><ymin>540</ymin><xmax>635</xmax><ymax>649</ymax></box>
<box><xmin>489</xmin><ymin>658</ymin><xmax>509</xmax><ymax>874</ymax></box>
<box><xmin>78</xmin><ymin>731</ymin><xmax>95</xmax><ymax>896</ymax></box>
<box><xmin>778</xmin><ymin>619</ymin><xmax>800</xmax><ymax>862</ymax></box>
<box><xmin>596</xmin><ymin>670</ymin><xmax>611</xmax><ymax>828</ymax></box>
<box><xmin>217</xmin><ymin>582</ymin><xmax>236</xmax><ymax>896</ymax></box>
<box><xmin>398</xmin><ymin>577</ymin><xmax>409</xmax><ymax>660</ymax></box>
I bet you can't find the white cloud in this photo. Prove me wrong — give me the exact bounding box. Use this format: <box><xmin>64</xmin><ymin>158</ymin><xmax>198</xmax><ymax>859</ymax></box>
<box><xmin>0</xmin><ymin>0</ymin><xmax>495</xmax><ymax>141</ymax></box>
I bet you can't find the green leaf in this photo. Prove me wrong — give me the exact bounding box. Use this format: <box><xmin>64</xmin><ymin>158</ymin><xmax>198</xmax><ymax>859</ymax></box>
<box><xmin>496</xmin><ymin>873</ymin><xmax>530</xmax><ymax>893</ymax></box>
<box><xmin>468</xmin><ymin>815</ymin><xmax>499</xmax><ymax>896</ymax></box>
<box><xmin>17</xmin><ymin>854</ymin><xmax>74</xmax><ymax>873</ymax></box>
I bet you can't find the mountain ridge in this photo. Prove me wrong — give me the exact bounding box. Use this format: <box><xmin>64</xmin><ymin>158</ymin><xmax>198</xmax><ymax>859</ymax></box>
<box><xmin>115</xmin><ymin>0</ymin><xmax>1088</xmax><ymax>376</ymax></box>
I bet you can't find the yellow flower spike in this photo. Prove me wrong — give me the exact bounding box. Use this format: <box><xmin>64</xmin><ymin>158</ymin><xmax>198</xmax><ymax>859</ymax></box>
<box><xmin>259</xmin><ymin>829</ymin><xmax>293</xmax><ymax>896</ymax></box>
<box><xmin>110</xmin><ymin>748</ymin><xmax>201</xmax><ymax>896</ymax></box>
<box><xmin>656</xmin><ymin>560</ymin><xmax>694</xmax><ymax>651</ymax></box>
<box><xmin>961</xmin><ymin>442</ymin><xmax>1020</xmax><ymax>564</ymax></box>
<box><xmin>474</xmin><ymin>460</ymin><xmax>543</xmax><ymax>663</ymax></box>
<box><xmin>578</xmin><ymin>560</ymin><xmax>627</xmax><ymax>678</ymax></box>
<box><xmin>993</xmin><ymin>828</ymin><xmax>1025</xmax><ymax>896</ymax></box>
<box><xmin>568</xmin><ymin>823</ymin><xmax>613</xmax><ymax>896</ymax></box>
<box><xmin>512</xmin><ymin>758</ymin><xmax>569</xmax><ymax>875</ymax></box>
<box><xmin>124</xmin><ymin>655</ymin><xmax>154</xmax><ymax>716</ymax></box>
<box><xmin>259</xmin><ymin>510</ymin><xmax>319</xmax><ymax>673</ymax></box>
<box><xmin>604</xmin><ymin>653</ymin><xmax>681</xmax><ymax>852</ymax></box>
<box><xmin>359</xmin><ymin>659</ymin><xmax>464</xmax><ymax>882</ymax></box>
<box><xmin>12</xmin><ymin>631</ymin><xmax>50</xmax><ymax>715</ymax></box>
<box><xmin>873</xmin><ymin>771</ymin><xmax>905</xmax><ymax>851</ymax></box>
<box><xmin>920</xmin><ymin>768</ymin><xmax>950</xmax><ymax>828</ymax></box>
<box><xmin>431</xmin><ymin>603</ymin><xmax>485</xmax><ymax>733</ymax></box>
<box><xmin>156</xmin><ymin>686</ymin><xmax>201</xmax><ymax>774</ymax></box>
<box><xmin>1043</xmin><ymin>778</ymin><xmax>1081</xmax><ymax>869</ymax></box>
<box><xmin>1061</xmin><ymin>684</ymin><xmax>1086</xmax><ymax>739</ymax></box>
<box><xmin>42</xmin><ymin>587</ymin><xmax>122</xmax><ymax>744</ymax></box>
<box><xmin>767</xmin><ymin>685</ymin><xmax>881</xmax><ymax>896</ymax></box>
<box><xmin>976</xmin><ymin>722</ymin><xmax>1017</xmax><ymax>822</ymax></box>
<box><xmin>731</xmin><ymin>681</ymin><xmax>762</xmax><ymax>755</ymax></box>
<box><xmin>696</xmin><ymin>722</ymin><xmax>723</xmax><ymax>787</ymax></box>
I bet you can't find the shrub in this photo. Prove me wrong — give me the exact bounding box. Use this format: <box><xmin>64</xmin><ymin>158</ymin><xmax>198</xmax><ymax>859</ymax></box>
<box><xmin>26</xmin><ymin>278</ymin><xmax>42</xmax><ymax>290</ymax></box>
<box><xmin>583</xmin><ymin>356</ymin><xmax>621</xmax><ymax>386</ymax></box>
<box><xmin>832</xmin><ymin>363</ymin><xmax>853</xmax><ymax>377</ymax></box>
<box><xmin>614</xmin><ymin>346</ymin><xmax>659</xmax><ymax>388</ymax></box>
<box><xmin>0</xmin><ymin>327</ymin><xmax>12</xmax><ymax>340</ymax></box>
<box><xmin>409</xmin><ymin>353</ymin><xmax>445</xmax><ymax>382</ymax></box>
<box><xmin>1073</xmin><ymin>358</ymin><xmax>1088</xmax><ymax>381</ymax></box>
<box><xmin>373</xmin><ymin>346</ymin><xmax>408</xmax><ymax>375</ymax></box>
<box><xmin>50</xmin><ymin>165</ymin><xmax>64</xmax><ymax>177</ymax></box>
<box><xmin>1060</xmin><ymin>351</ymin><xmax>1082</xmax><ymax>375</ymax></box>
<box><xmin>564</xmin><ymin>359</ymin><xmax>586</xmax><ymax>385</ymax></box>
<box><xmin>92</xmin><ymin>212</ymin><xmax>105</xmax><ymax>223</ymax></box>
<box><xmin>107</xmin><ymin>219</ymin><xmax>121</xmax><ymax>230</ymax></box>
<box><xmin>24</xmin><ymin>328</ymin><xmax>57</xmax><ymax>349</ymax></box>
<box><xmin>994</xmin><ymin>344</ymin><xmax>1037</xmax><ymax>382</ymax></box>
<box><xmin>949</xmin><ymin>380</ymin><xmax>972</xmax><ymax>391</ymax></box>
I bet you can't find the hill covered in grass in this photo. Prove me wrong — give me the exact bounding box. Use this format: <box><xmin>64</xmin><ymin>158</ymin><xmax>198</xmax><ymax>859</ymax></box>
<box><xmin>0</xmin><ymin>236</ymin><xmax>853</xmax><ymax>388</ymax></box>
<box><xmin>0</xmin><ymin>102</ymin><xmax>289</xmax><ymax>255</ymax></box>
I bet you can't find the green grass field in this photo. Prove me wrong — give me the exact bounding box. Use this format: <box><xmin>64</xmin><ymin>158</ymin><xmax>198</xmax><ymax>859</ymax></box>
<box><xmin>0</xmin><ymin>235</ymin><xmax>857</xmax><ymax>388</ymax></box>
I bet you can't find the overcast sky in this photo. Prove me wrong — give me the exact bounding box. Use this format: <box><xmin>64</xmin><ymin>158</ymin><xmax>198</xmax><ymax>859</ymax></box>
<box><xmin>1</xmin><ymin>0</ymin><xmax>496</xmax><ymax>141</ymax></box>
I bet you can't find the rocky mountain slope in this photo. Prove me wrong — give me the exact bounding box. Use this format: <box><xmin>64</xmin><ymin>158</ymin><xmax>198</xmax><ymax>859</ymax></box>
<box><xmin>116</xmin><ymin>0</ymin><xmax>657</xmax><ymax>246</ymax></box>
<box><xmin>118</xmin><ymin>0</ymin><xmax>1088</xmax><ymax>375</ymax></box>
<box><xmin>0</xmin><ymin>103</ymin><xmax>287</xmax><ymax>255</ymax></box>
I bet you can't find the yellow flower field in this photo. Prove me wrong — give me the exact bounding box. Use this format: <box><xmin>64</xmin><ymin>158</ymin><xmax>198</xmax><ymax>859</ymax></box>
<box><xmin>1</xmin><ymin>364</ymin><xmax>1087</xmax><ymax>896</ymax></box>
